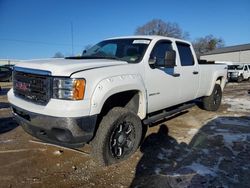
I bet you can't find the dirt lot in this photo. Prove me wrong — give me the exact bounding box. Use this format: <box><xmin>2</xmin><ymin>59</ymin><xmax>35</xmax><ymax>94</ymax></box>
<box><xmin>0</xmin><ymin>81</ymin><xmax>249</xmax><ymax>188</ymax></box>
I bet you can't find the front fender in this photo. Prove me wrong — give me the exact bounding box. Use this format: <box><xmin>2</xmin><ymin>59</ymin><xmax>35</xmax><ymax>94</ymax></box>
<box><xmin>89</xmin><ymin>74</ymin><xmax>147</xmax><ymax>119</ymax></box>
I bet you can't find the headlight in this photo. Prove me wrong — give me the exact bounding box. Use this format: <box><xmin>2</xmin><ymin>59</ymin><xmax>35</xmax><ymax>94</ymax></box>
<box><xmin>53</xmin><ymin>78</ymin><xmax>85</xmax><ymax>100</ymax></box>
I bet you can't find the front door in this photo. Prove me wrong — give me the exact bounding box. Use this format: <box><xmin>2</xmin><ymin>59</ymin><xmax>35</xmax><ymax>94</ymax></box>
<box><xmin>145</xmin><ymin>40</ymin><xmax>181</xmax><ymax>113</ymax></box>
<box><xmin>243</xmin><ymin>65</ymin><xmax>250</xmax><ymax>79</ymax></box>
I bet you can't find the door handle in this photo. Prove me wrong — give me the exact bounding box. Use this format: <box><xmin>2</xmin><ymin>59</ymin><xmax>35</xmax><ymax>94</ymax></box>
<box><xmin>193</xmin><ymin>71</ymin><xmax>199</xmax><ymax>75</ymax></box>
<box><xmin>173</xmin><ymin>73</ymin><xmax>180</xmax><ymax>77</ymax></box>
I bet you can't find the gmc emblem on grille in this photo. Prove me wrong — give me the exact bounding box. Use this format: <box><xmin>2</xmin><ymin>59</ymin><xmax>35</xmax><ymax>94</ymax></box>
<box><xmin>15</xmin><ymin>81</ymin><xmax>30</xmax><ymax>91</ymax></box>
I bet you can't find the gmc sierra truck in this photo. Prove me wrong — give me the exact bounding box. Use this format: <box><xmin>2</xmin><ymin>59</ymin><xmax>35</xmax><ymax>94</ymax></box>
<box><xmin>8</xmin><ymin>36</ymin><xmax>227</xmax><ymax>165</ymax></box>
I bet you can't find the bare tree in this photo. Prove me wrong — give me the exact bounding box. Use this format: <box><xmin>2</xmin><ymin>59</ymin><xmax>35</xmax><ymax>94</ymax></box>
<box><xmin>135</xmin><ymin>19</ymin><xmax>189</xmax><ymax>39</ymax></box>
<box><xmin>193</xmin><ymin>35</ymin><xmax>225</xmax><ymax>56</ymax></box>
<box><xmin>53</xmin><ymin>52</ymin><xmax>64</xmax><ymax>58</ymax></box>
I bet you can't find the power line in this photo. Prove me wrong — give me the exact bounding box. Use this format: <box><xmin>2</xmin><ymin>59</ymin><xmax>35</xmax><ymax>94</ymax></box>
<box><xmin>0</xmin><ymin>38</ymin><xmax>83</xmax><ymax>47</ymax></box>
<box><xmin>71</xmin><ymin>22</ymin><xmax>74</xmax><ymax>55</ymax></box>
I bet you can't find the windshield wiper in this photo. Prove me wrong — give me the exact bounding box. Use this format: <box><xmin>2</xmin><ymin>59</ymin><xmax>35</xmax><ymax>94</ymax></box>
<box><xmin>101</xmin><ymin>56</ymin><xmax>120</xmax><ymax>60</ymax></box>
<box><xmin>65</xmin><ymin>56</ymin><xmax>97</xmax><ymax>59</ymax></box>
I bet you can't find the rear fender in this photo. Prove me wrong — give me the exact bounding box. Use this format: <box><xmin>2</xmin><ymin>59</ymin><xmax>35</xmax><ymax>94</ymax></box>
<box><xmin>207</xmin><ymin>73</ymin><xmax>226</xmax><ymax>96</ymax></box>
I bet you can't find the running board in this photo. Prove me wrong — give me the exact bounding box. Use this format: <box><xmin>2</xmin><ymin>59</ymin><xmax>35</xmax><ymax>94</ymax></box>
<box><xmin>143</xmin><ymin>103</ymin><xmax>195</xmax><ymax>125</ymax></box>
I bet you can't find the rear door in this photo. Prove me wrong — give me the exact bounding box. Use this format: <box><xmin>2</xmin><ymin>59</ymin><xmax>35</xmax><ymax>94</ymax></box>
<box><xmin>243</xmin><ymin>65</ymin><xmax>250</xmax><ymax>79</ymax></box>
<box><xmin>176</xmin><ymin>42</ymin><xmax>200</xmax><ymax>102</ymax></box>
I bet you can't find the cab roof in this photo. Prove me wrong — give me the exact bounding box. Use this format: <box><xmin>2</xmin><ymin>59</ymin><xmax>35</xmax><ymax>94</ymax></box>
<box><xmin>106</xmin><ymin>35</ymin><xmax>190</xmax><ymax>44</ymax></box>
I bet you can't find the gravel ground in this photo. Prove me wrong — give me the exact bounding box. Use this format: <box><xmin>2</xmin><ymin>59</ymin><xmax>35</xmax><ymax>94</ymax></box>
<box><xmin>0</xmin><ymin>81</ymin><xmax>249</xmax><ymax>188</ymax></box>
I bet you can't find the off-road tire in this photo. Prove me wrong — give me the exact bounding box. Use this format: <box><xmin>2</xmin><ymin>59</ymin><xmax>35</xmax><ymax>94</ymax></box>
<box><xmin>202</xmin><ymin>84</ymin><xmax>222</xmax><ymax>111</ymax></box>
<box><xmin>237</xmin><ymin>75</ymin><xmax>243</xmax><ymax>82</ymax></box>
<box><xmin>91</xmin><ymin>107</ymin><xmax>142</xmax><ymax>166</ymax></box>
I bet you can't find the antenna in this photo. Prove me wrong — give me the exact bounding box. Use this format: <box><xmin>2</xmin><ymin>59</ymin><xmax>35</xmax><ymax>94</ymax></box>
<box><xmin>71</xmin><ymin>22</ymin><xmax>74</xmax><ymax>55</ymax></box>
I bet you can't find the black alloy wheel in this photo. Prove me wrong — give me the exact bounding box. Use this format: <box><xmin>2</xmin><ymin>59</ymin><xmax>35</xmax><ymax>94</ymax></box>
<box><xmin>91</xmin><ymin>107</ymin><xmax>142</xmax><ymax>166</ymax></box>
<box><xmin>109</xmin><ymin>121</ymin><xmax>135</xmax><ymax>159</ymax></box>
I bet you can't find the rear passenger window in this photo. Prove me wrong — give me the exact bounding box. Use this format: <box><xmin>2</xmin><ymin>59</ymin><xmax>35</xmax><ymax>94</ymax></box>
<box><xmin>176</xmin><ymin>42</ymin><xmax>194</xmax><ymax>66</ymax></box>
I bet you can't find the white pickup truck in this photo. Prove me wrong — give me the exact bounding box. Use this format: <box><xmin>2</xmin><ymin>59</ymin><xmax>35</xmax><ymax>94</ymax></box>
<box><xmin>228</xmin><ymin>64</ymin><xmax>250</xmax><ymax>82</ymax></box>
<box><xmin>8</xmin><ymin>36</ymin><xmax>227</xmax><ymax>165</ymax></box>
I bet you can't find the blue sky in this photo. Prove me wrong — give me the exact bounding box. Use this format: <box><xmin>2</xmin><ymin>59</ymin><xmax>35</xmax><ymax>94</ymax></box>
<box><xmin>0</xmin><ymin>0</ymin><xmax>249</xmax><ymax>59</ymax></box>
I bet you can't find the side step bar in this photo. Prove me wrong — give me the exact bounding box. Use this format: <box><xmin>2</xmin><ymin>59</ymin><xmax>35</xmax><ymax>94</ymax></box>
<box><xmin>143</xmin><ymin>103</ymin><xmax>195</xmax><ymax>125</ymax></box>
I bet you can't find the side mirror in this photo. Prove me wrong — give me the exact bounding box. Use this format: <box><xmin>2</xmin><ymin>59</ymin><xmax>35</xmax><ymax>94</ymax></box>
<box><xmin>149</xmin><ymin>56</ymin><xmax>156</xmax><ymax>65</ymax></box>
<box><xmin>82</xmin><ymin>50</ymin><xmax>87</xmax><ymax>55</ymax></box>
<box><xmin>164</xmin><ymin>50</ymin><xmax>176</xmax><ymax>68</ymax></box>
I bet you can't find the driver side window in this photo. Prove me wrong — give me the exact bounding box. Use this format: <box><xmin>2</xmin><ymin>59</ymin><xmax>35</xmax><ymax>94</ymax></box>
<box><xmin>150</xmin><ymin>41</ymin><xmax>173</xmax><ymax>67</ymax></box>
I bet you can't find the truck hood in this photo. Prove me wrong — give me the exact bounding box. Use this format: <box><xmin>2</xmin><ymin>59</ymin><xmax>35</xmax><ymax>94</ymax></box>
<box><xmin>15</xmin><ymin>58</ymin><xmax>128</xmax><ymax>76</ymax></box>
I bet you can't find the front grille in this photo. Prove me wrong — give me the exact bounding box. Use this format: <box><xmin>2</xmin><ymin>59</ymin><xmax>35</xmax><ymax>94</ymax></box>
<box><xmin>13</xmin><ymin>70</ymin><xmax>51</xmax><ymax>105</ymax></box>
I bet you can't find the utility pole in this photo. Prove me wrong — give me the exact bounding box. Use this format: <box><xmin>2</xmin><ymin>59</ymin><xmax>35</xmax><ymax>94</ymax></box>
<box><xmin>71</xmin><ymin>22</ymin><xmax>74</xmax><ymax>56</ymax></box>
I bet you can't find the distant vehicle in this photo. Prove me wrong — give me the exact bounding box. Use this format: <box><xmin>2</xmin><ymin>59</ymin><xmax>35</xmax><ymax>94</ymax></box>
<box><xmin>228</xmin><ymin>64</ymin><xmax>250</xmax><ymax>82</ymax></box>
<box><xmin>0</xmin><ymin>66</ymin><xmax>12</xmax><ymax>82</ymax></box>
<box><xmin>3</xmin><ymin>64</ymin><xmax>15</xmax><ymax>70</ymax></box>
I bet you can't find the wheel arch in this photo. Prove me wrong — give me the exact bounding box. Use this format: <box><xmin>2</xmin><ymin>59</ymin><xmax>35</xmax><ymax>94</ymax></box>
<box><xmin>207</xmin><ymin>75</ymin><xmax>226</xmax><ymax>96</ymax></box>
<box><xmin>89</xmin><ymin>75</ymin><xmax>147</xmax><ymax>119</ymax></box>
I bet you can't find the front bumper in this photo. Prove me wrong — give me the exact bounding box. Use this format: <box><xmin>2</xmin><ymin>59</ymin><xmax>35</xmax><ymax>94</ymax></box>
<box><xmin>227</xmin><ymin>73</ymin><xmax>239</xmax><ymax>80</ymax></box>
<box><xmin>11</xmin><ymin>105</ymin><xmax>97</xmax><ymax>147</ymax></box>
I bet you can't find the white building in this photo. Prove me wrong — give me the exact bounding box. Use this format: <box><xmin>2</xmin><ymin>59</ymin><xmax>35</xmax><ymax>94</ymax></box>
<box><xmin>0</xmin><ymin>59</ymin><xmax>20</xmax><ymax>66</ymax></box>
<box><xmin>200</xmin><ymin>43</ymin><xmax>250</xmax><ymax>64</ymax></box>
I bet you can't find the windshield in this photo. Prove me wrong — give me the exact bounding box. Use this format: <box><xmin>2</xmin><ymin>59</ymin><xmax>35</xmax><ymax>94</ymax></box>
<box><xmin>228</xmin><ymin>65</ymin><xmax>244</xmax><ymax>70</ymax></box>
<box><xmin>67</xmin><ymin>38</ymin><xmax>151</xmax><ymax>63</ymax></box>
